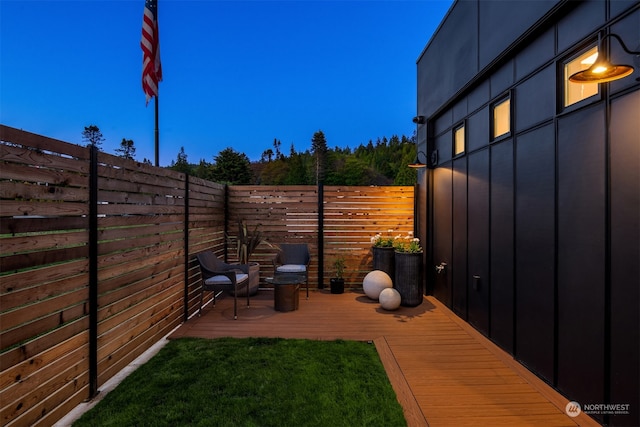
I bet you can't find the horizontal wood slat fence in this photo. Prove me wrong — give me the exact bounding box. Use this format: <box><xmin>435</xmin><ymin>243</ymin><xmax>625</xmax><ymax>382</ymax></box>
<box><xmin>0</xmin><ymin>125</ymin><xmax>414</xmax><ymax>426</ymax></box>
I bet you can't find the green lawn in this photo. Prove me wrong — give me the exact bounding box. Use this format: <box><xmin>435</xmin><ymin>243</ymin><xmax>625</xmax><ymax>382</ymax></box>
<box><xmin>74</xmin><ymin>337</ymin><xmax>407</xmax><ymax>427</ymax></box>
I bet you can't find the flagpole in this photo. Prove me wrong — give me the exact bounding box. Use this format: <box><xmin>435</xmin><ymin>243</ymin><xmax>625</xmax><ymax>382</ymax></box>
<box><xmin>154</xmin><ymin>93</ymin><xmax>159</xmax><ymax>167</ymax></box>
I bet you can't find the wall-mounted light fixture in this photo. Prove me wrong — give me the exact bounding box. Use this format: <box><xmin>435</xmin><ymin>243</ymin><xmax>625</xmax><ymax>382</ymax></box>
<box><xmin>569</xmin><ymin>33</ymin><xmax>640</xmax><ymax>83</ymax></box>
<box><xmin>408</xmin><ymin>151</ymin><xmax>427</xmax><ymax>168</ymax></box>
<box><xmin>412</xmin><ymin>115</ymin><xmax>426</xmax><ymax>124</ymax></box>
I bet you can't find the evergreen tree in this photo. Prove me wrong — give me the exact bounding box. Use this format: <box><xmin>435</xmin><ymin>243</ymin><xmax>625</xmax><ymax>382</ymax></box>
<box><xmin>273</xmin><ymin>138</ymin><xmax>283</xmax><ymax>160</ymax></box>
<box><xmin>115</xmin><ymin>138</ymin><xmax>136</xmax><ymax>160</ymax></box>
<box><xmin>211</xmin><ymin>147</ymin><xmax>252</xmax><ymax>184</ymax></box>
<box><xmin>170</xmin><ymin>147</ymin><xmax>191</xmax><ymax>174</ymax></box>
<box><xmin>311</xmin><ymin>130</ymin><xmax>327</xmax><ymax>184</ymax></box>
<box><xmin>194</xmin><ymin>159</ymin><xmax>214</xmax><ymax>180</ymax></box>
<box><xmin>261</xmin><ymin>149</ymin><xmax>274</xmax><ymax>163</ymax></box>
<box><xmin>82</xmin><ymin>125</ymin><xmax>104</xmax><ymax>148</ymax></box>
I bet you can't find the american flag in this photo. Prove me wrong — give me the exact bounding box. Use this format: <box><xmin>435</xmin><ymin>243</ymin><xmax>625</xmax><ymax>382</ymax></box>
<box><xmin>141</xmin><ymin>0</ymin><xmax>162</xmax><ymax>104</ymax></box>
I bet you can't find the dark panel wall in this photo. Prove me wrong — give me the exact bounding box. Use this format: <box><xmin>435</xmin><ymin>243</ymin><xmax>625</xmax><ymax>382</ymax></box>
<box><xmin>609</xmin><ymin>9</ymin><xmax>640</xmax><ymax>94</ymax></box>
<box><xmin>467</xmin><ymin>107</ymin><xmax>489</xmax><ymax>152</ymax></box>
<box><xmin>467</xmin><ymin>149</ymin><xmax>490</xmax><ymax>334</ymax></box>
<box><xmin>609</xmin><ymin>91</ymin><xmax>640</xmax><ymax>427</ymax></box>
<box><xmin>420</xmin><ymin>2</ymin><xmax>640</xmax><ymax>424</ymax></box>
<box><xmin>556</xmin><ymin>0</ymin><xmax>605</xmax><ymax>53</ymax></box>
<box><xmin>556</xmin><ymin>104</ymin><xmax>606</xmax><ymax>409</ymax></box>
<box><xmin>490</xmin><ymin>140</ymin><xmax>514</xmax><ymax>353</ymax></box>
<box><xmin>478</xmin><ymin>0</ymin><xmax>559</xmax><ymax>69</ymax></box>
<box><xmin>515</xmin><ymin>27</ymin><xmax>555</xmax><ymax>82</ymax></box>
<box><xmin>490</xmin><ymin>60</ymin><xmax>515</xmax><ymax>99</ymax></box>
<box><xmin>435</xmin><ymin>127</ymin><xmax>453</xmax><ymax>165</ymax></box>
<box><xmin>515</xmin><ymin>65</ymin><xmax>555</xmax><ymax>132</ymax></box>
<box><xmin>432</xmin><ymin>167</ymin><xmax>453</xmax><ymax>305</ymax></box>
<box><xmin>417</xmin><ymin>0</ymin><xmax>563</xmax><ymax>118</ymax></box>
<box><xmin>515</xmin><ymin>125</ymin><xmax>556</xmax><ymax>384</ymax></box>
<box><xmin>452</xmin><ymin>157</ymin><xmax>468</xmax><ymax>318</ymax></box>
<box><xmin>417</xmin><ymin>0</ymin><xmax>477</xmax><ymax>119</ymax></box>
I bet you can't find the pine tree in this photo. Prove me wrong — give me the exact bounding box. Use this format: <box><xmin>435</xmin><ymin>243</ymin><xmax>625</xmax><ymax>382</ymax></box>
<box><xmin>115</xmin><ymin>138</ymin><xmax>136</xmax><ymax>160</ymax></box>
<box><xmin>311</xmin><ymin>130</ymin><xmax>327</xmax><ymax>184</ymax></box>
<box><xmin>212</xmin><ymin>147</ymin><xmax>252</xmax><ymax>184</ymax></box>
<box><xmin>82</xmin><ymin>125</ymin><xmax>104</xmax><ymax>148</ymax></box>
<box><xmin>170</xmin><ymin>147</ymin><xmax>191</xmax><ymax>174</ymax></box>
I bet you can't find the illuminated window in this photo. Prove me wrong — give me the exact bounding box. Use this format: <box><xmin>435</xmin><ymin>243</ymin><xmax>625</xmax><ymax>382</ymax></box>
<box><xmin>492</xmin><ymin>97</ymin><xmax>511</xmax><ymax>139</ymax></box>
<box><xmin>453</xmin><ymin>124</ymin><xmax>465</xmax><ymax>156</ymax></box>
<box><xmin>564</xmin><ymin>46</ymin><xmax>599</xmax><ymax>107</ymax></box>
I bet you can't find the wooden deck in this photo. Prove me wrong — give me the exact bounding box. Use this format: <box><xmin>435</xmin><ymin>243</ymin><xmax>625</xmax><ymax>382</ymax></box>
<box><xmin>169</xmin><ymin>289</ymin><xmax>601</xmax><ymax>427</ymax></box>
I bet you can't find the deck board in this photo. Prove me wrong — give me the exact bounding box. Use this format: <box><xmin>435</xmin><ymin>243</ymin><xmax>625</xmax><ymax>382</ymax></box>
<box><xmin>169</xmin><ymin>290</ymin><xmax>600</xmax><ymax>427</ymax></box>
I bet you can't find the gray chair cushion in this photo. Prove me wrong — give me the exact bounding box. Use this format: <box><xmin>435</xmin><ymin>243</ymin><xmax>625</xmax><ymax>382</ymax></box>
<box><xmin>276</xmin><ymin>264</ymin><xmax>307</xmax><ymax>273</ymax></box>
<box><xmin>205</xmin><ymin>273</ymin><xmax>248</xmax><ymax>285</ymax></box>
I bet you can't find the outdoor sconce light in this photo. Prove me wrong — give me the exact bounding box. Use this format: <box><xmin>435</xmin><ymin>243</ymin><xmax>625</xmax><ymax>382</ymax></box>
<box><xmin>412</xmin><ymin>115</ymin><xmax>426</xmax><ymax>124</ymax></box>
<box><xmin>408</xmin><ymin>151</ymin><xmax>427</xmax><ymax>168</ymax></box>
<box><xmin>569</xmin><ymin>33</ymin><xmax>640</xmax><ymax>83</ymax></box>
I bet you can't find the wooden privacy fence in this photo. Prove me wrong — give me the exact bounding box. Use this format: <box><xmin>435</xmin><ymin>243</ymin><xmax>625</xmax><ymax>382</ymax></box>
<box><xmin>0</xmin><ymin>125</ymin><xmax>414</xmax><ymax>426</ymax></box>
<box><xmin>226</xmin><ymin>185</ymin><xmax>415</xmax><ymax>288</ymax></box>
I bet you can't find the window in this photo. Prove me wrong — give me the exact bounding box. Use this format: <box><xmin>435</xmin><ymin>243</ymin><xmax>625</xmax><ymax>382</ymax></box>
<box><xmin>564</xmin><ymin>46</ymin><xmax>599</xmax><ymax>107</ymax></box>
<box><xmin>492</xmin><ymin>97</ymin><xmax>511</xmax><ymax>139</ymax></box>
<box><xmin>453</xmin><ymin>124</ymin><xmax>465</xmax><ymax>156</ymax></box>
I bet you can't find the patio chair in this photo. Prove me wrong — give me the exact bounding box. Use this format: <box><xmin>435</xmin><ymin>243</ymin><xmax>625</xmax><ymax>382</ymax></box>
<box><xmin>273</xmin><ymin>243</ymin><xmax>310</xmax><ymax>298</ymax></box>
<box><xmin>196</xmin><ymin>251</ymin><xmax>250</xmax><ymax>319</ymax></box>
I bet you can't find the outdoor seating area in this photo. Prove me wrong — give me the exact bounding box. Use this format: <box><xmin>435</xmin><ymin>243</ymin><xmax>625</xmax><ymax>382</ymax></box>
<box><xmin>195</xmin><ymin>251</ymin><xmax>253</xmax><ymax>319</ymax></box>
<box><xmin>170</xmin><ymin>289</ymin><xmax>600</xmax><ymax>427</ymax></box>
<box><xmin>272</xmin><ymin>243</ymin><xmax>311</xmax><ymax>298</ymax></box>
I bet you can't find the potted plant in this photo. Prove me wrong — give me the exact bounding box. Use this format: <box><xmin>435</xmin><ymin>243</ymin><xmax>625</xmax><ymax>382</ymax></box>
<box><xmin>371</xmin><ymin>229</ymin><xmax>396</xmax><ymax>281</ymax></box>
<box><xmin>227</xmin><ymin>220</ymin><xmax>269</xmax><ymax>297</ymax></box>
<box><xmin>393</xmin><ymin>232</ymin><xmax>423</xmax><ymax>307</ymax></box>
<box><xmin>330</xmin><ymin>255</ymin><xmax>346</xmax><ymax>294</ymax></box>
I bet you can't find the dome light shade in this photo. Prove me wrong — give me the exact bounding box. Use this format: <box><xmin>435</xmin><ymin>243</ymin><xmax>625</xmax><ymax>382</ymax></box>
<box><xmin>569</xmin><ymin>59</ymin><xmax>634</xmax><ymax>83</ymax></box>
<box><xmin>569</xmin><ymin>33</ymin><xmax>639</xmax><ymax>84</ymax></box>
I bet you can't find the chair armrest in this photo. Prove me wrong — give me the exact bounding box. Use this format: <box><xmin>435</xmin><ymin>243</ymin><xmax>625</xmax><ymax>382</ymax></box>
<box><xmin>231</xmin><ymin>264</ymin><xmax>250</xmax><ymax>274</ymax></box>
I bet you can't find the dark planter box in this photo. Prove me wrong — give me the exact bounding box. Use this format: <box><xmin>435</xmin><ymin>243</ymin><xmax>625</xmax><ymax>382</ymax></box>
<box><xmin>394</xmin><ymin>252</ymin><xmax>423</xmax><ymax>306</ymax></box>
<box><xmin>330</xmin><ymin>278</ymin><xmax>345</xmax><ymax>294</ymax></box>
<box><xmin>372</xmin><ymin>246</ymin><xmax>395</xmax><ymax>282</ymax></box>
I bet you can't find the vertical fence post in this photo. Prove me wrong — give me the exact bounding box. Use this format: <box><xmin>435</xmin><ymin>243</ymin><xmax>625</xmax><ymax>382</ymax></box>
<box><xmin>183</xmin><ymin>174</ymin><xmax>190</xmax><ymax>322</ymax></box>
<box><xmin>88</xmin><ymin>143</ymin><xmax>98</xmax><ymax>399</ymax></box>
<box><xmin>224</xmin><ymin>184</ymin><xmax>229</xmax><ymax>262</ymax></box>
<box><xmin>318</xmin><ymin>183</ymin><xmax>324</xmax><ymax>289</ymax></box>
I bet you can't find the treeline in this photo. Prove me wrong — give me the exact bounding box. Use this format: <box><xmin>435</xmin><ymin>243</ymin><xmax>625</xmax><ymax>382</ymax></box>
<box><xmin>79</xmin><ymin>124</ymin><xmax>419</xmax><ymax>186</ymax></box>
<box><xmin>170</xmin><ymin>132</ymin><xmax>419</xmax><ymax>186</ymax></box>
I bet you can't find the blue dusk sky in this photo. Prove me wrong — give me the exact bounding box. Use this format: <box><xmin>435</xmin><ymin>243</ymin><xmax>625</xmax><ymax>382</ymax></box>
<box><xmin>1</xmin><ymin>0</ymin><xmax>453</xmax><ymax>166</ymax></box>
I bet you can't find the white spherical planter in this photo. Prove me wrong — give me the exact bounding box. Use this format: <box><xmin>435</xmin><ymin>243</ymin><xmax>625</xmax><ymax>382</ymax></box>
<box><xmin>363</xmin><ymin>270</ymin><xmax>393</xmax><ymax>300</ymax></box>
<box><xmin>379</xmin><ymin>288</ymin><xmax>401</xmax><ymax>311</ymax></box>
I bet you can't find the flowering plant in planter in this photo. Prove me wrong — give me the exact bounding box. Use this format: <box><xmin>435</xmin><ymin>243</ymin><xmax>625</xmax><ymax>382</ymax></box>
<box><xmin>371</xmin><ymin>229</ymin><xmax>395</xmax><ymax>248</ymax></box>
<box><xmin>393</xmin><ymin>232</ymin><xmax>423</xmax><ymax>253</ymax></box>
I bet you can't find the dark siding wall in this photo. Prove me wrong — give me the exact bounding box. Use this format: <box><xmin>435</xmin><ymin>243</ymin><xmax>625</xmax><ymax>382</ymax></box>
<box><xmin>557</xmin><ymin>0</ymin><xmax>605</xmax><ymax>53</ymax></box>
<box><xmin>419</xmin><ymin>2</ymin><xmax>640</xmax><ymax>424</ymax></box>
<box><xmin>489</xmin><ymin>141</ymin><xmax>514</xmax><ymax>353</ymax></box>
<box><xmin>467</xmin><ymin>149</ymin><xmax>490</xmax><ymax>335</ymax></box>
<box><xmin>432</xmin><ymin>167</ymin><xmax>453</xmax><ymax>305</ymax></box>
<box><xmin>609</xmin><ymin>91</ymin><xmax>640</xmax><ymax>427</ymax></box>
<box><xmin>515</xmin><ymin>27</ymin><xmax>555</xmax><ymax>81</ymax></box>
<box><xmin>556</xmin><ymin>104</ymin><xmax>607</xmax><ymax>407</ymax></box>
<box><xmin>478</xmin><ymin>1</ymin><xmax>559</xmax><ymax>69</ymax></box>
<box><xmin>467</xmin><ymin>107</ymin><xmax>489</xmax><ymax>152</ymax></box>
<box><xmin>515</xmin><ymin>125</ymin><xmax>556</xmax><ymax>384</ymax></box>
<box><xmin>452</xmin><ymin>157</ymin><xmax>468</xmax><ymax>318</ymax></box>
<box><xmin>418</xmin><ymin>0</ymin><xmax>478</xmax><ymax>118</ymax></box>
<box><xmin>417</xmin><ymin>0</ymin><xmax>563</xmax><ymax>118</ymax></box>
<box><xmin>515</xmin><ymin>65</ymin><xmax>555</xmax><ymax>132</ymax></box>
